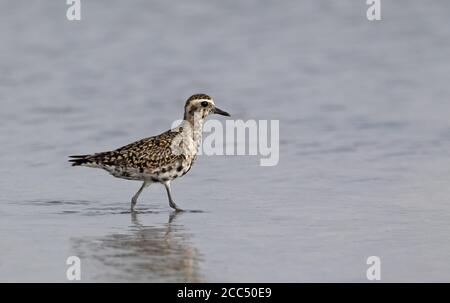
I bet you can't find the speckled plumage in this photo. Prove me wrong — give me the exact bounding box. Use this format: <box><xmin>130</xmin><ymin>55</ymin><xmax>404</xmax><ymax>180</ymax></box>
<box><xmin>69</xmin><ymin>94</ymin><xmax>230</xmax><ymax>211</ymax></box>
<box><xmin>70</xmin><ymin>128</ymin><xmax>194</xmax><ymax>181</ymax></box>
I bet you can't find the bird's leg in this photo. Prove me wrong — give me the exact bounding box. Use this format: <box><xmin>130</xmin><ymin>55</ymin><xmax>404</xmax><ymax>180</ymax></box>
<box><xmin>131</xmin><ymin>181</ymin><xmax>150</xmax><ymax>212</ymax></box>
<box><xmin>163</xmin><ymin>181</ymin><xmax>183</xmax><ymax>211</ymax></box>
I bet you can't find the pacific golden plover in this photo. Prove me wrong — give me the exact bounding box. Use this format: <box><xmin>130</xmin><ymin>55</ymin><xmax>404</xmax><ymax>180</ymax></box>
<box><xmin>69</xmin><ymin>94</ymin><xmax>230</xmax><ymax>212</ymax></box>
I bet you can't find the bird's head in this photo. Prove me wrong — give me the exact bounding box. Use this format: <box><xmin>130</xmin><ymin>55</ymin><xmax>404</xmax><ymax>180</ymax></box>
<box><xmin>184</xmin><ymin>94</ymin><xmax>230</xmax><ymax>121</ymax></box>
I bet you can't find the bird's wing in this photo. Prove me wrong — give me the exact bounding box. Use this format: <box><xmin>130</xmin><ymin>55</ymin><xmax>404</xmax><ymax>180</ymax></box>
<box><xmin>70</xmin><ymin>130</ymin><xmax>184</xmax><ymax>171</ymax></box>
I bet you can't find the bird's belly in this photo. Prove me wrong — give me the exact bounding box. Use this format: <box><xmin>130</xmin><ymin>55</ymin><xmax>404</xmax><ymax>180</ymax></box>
<box><xmin>103</xmin><ymin>158</ymin><xmax>195</xmax><ymax>182</ymax></box>
<box><xmin>148</xmin><ymin>161</ymin><xmax>194</xmax><ymax>182</ymax></box>
<box><xmin>104</xmin><ymin>165</ymin><xmax>144</xmax><ymax>181</ymax></box>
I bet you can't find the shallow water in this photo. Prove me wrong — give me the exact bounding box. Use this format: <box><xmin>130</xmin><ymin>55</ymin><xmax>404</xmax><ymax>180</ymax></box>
<box><xmin>1</xmin><ymin>1</ymin><xmax>450</xmax><ymax>282</ymax></box>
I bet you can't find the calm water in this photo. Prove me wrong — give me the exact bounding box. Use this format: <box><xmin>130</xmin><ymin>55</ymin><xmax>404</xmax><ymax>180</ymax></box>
<box><xmin>1</xmin><ymin>1</ymin><xmax>450</xmax><ymax>282</ymax></box>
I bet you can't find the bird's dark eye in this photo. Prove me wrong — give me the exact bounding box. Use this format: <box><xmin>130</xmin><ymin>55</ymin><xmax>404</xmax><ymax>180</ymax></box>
<box><xmin>201</xmin><ymin>101</ymin><xmax>208</xmax><ymax>107</ymax></box>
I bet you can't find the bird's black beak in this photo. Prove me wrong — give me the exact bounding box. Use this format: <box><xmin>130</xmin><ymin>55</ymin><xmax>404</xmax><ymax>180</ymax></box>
<box><xmin>213</xmin><ymin>106</ymin><xmax>230</xmax><ymax>117</ymax></box>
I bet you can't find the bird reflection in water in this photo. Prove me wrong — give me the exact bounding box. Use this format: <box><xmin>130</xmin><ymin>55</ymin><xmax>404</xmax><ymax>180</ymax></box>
<box><xmin>72</xmin><ymin>211</ymin><xmax>201</xmax><ymax>282</ymax></box>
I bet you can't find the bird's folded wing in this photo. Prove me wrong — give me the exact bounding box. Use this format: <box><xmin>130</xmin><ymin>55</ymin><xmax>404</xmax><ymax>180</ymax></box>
<box><xmin>82</xmin><ymin>131</ymin><xmax>183</xmax><ymax>170</ymax></box>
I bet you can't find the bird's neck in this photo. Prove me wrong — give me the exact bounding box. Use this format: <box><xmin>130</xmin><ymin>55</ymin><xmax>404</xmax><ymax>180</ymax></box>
<box><xmin>183</xmin><ymin>114</ymin><xmax>204</xmax><ymax>148</ymax></box>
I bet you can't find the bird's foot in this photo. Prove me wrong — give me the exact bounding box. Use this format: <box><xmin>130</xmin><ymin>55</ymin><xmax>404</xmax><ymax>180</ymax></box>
<box><xmin>131</xmin><ymin>200</ymin><xmax>137</xmax><ymax>213</ymax></box>
<box><xmin>169</xmin><ymin>201</ymin><xmax>183</xmax><ymax>212</ymax></box>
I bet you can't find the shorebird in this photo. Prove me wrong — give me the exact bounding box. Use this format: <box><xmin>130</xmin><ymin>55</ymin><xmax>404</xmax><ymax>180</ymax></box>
<box><xmin>69</xmin><ymin>94</ymin><xmax>230</xmax><ymax>212</ymax></box>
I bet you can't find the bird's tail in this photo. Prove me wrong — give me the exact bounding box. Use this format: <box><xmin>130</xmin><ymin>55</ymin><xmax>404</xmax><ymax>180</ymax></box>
<box><xmin>69</xmin><ymin>154</ymin><xmax>93</xmax><ymax>166</ymax></box>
